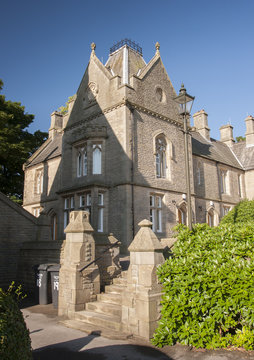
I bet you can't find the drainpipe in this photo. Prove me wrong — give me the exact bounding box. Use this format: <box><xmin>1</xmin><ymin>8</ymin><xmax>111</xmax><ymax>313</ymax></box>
<box><xmin>130</xmin><ymin>107</ymin><xmax>135</xmax><ymax>240</ymax></box>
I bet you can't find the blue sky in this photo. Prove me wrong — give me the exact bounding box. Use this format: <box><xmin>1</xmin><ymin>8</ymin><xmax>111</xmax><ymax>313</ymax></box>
<box><xmin>1</xmin><ymin>0</ymin><xmax>254</xmax><ymax>140</ymax></box>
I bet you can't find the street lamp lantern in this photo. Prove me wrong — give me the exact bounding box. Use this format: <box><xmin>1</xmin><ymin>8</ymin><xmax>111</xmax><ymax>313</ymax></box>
<box><xmin>174</xmin><ymin>84</ymin><xmax>195</xmax><ymax>230</ymax></box>
<box><xmin>174</xmin><ymin>83</ymin><xmax>195</xmax><ymax>115</ymax></box>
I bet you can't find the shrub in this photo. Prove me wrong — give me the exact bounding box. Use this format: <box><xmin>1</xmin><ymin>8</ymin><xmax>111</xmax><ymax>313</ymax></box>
<box><xmin>220</xmin><ymin>200</ymin><xmax>254</xmax><ymax>225</ymax></box>
<box><xmin>152</xmin><ymin>223</ymin><xmax>254</xmax><ymax>350</ymax></box>
<box><xmin>0</xmin><ymin>283</ymin><xmax>32</xmax><ymax>359</ymax></box>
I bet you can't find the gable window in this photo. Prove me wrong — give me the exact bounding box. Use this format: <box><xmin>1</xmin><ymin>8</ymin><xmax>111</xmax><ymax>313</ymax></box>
<box><xmin>150</xmin><ymin>194</ymin><xmax>162</xmax><ymax>232</ymax></box>
<box><xmin>97</xmin><ymin>192</ymin><xmax>104</xmax><ymax>232</ymax></box>
<box><xmin>64</xmin><ymin>196</ymin><xmax>74</xmax><ymax>229</ymax></box>
<box><xmin>93</xmin><ymin>143</ymin><xmax>102</xmax><ymax>174</ymax></box>
<box><xmin>155</xmin><ymin>136</ymin><xmax>167</xmax><ymax>178</ymax></box>
<box><xmin>77</xmin><ymin>146</ymin><xmax>87</xmax><ymax>177</ymax></box>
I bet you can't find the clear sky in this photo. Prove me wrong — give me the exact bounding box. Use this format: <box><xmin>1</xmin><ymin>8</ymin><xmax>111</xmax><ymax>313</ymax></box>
<box><xmin>1</xmin><ymin>0</ymin><xmax>254</xmax><ymax>140</ymax></box>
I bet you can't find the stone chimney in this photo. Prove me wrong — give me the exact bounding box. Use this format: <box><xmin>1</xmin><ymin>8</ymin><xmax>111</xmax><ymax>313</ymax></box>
<box><xmin>245</xmin><ymin>115</ymin><xmax>254</xmax><ymax>146</ymax></box>
<box><xmin>219</xmin><ymin>124</ymin><xmax>234</xmax><ymax>147</ymax></box>
<box><xmin>193</xmin><ymin>110</ymin><xmax>210</xmax><ymax>141</ymax></box>
<box><xmin>49</xmin><ymin>111</ymin><xmax>63</xmax><ymax>139</ymax></box>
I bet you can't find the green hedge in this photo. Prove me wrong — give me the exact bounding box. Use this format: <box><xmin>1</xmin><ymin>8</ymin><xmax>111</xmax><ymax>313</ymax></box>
<box><xmin>152</xmin><ymin>223</ymin><xmax>254</xmax><ymax>350</ymax></box>
<box><xmin>0</xmin><ymin>283</ymin><xmax>32</xmax><ymax>359</ymax></box>
<box><xmin>220</xmin><ymin>200</ymin><xmax>254</xmax><ymax>224</ymax></box>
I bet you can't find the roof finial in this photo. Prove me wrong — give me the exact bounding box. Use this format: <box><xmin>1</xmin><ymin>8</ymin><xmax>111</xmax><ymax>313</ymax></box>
<box><xmin>155</xmin><ymin>42</ymin><xmax>160</xmax><ymax>54</ymax></box>
<box><xmin>91</xmin><ymin>42</ymin><xmax>96</xmax><ymax>53</ymax></box>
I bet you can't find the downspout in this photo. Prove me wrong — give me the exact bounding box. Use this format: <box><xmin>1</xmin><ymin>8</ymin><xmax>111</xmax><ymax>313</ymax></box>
<box><xmin>130</xmin><ymin>107</ymin><xmax>135</xmax><ymax>240</ymax></box>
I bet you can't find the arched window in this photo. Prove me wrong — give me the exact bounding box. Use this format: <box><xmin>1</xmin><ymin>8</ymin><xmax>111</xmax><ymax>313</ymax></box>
<box><xmin>93</xmin><ymin>144</ymin><xmax>102</xmax><ymax>174</ymax></box>
<box><xmin>83</xmin><ymin>148</ymin><xmax>87</xmax><ymax>176</ymax></box>
<box><xmin>207</xmin><ymin>209</ymin><xmax>214</xmax><ymax>227</ymax></box>
<box><xmin>155</xmin><ymin>135</ymin><xmax>167</xmax><ymax>178</ymax></box>
<box><xmin>178</xmin><ymin>205</ymin><xmax>187</xmax><ymax>225</ymax></box>
<box><xmin>77</xmin><ymin>152</ymin><xmax>82</xmax><ymax>177</ymax></box>
<box><xmin>76</xmin><ymin>146</ymin><xmax>87</xmax><ymax>177</ymax></box>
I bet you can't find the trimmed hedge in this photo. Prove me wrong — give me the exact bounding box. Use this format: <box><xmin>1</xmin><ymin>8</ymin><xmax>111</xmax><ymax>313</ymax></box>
<box><xmin>0</xmin><ymin>283</ymin><xmax>32</xmax><ymax>359</ymax></box>
<box><xmin>220</xmin><ymin>200</ymin><xmax>254</xmax><ymax>224</ymax></box>
<box><xmin>152</xmin><ymin>223</ymin><xmax>254</xmax><ymax>349</ymax></box>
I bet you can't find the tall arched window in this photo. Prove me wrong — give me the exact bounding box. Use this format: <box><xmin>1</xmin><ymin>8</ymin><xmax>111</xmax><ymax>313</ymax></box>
<box><xmin>155</xmin><ymin>135</ymin><xmax>167</xmax><ymax>178</ymax></box>
<box><xmin>207</xmin><ymin>209</ymin><xmax>214</xmax><ymax>227</ymax></box>
<box><xmin>76</xmin><ymin>146</ymin><xmax>87</xmax><ymax>177</ymax></box>
<box><xmin>93</xmin><ymin>144</ymin><xmax>102</xmax><ymax>174</ymax></box>
<box><xmin>77</xmin><ymin>152</ymin><xmax>82</xmax><ymax>177</ymax></box>
<box><xmin>178</xmin><ymin>205</ymin><xmax>187</xmax><ymax>225</ymax></box>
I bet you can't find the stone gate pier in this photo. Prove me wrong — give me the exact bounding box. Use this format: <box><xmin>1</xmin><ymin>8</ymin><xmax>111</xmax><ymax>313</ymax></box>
<box><xmin>58</xmin><ymin>211</ymin><xmax>100</xmax><ymax>318</ymax></box>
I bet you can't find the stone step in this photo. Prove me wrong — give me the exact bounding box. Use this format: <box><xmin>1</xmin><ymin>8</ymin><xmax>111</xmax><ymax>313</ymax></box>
<box><xmin>105</xmin><ymin>284</ymin><xmax>125</xmax><ymax>294</ymax></box>
<box><xmin>60</xmin><ymin>319</ymin><xmax>132</xmax><ymax>340</ymax></box>
<box><xmin>74</xmin><ymin>310</ymin><xmax>121</xmax><ymax>331</ymax></box>
<box><xmin>113</xmin><ymin>276</ymin><xmax>127</xmax><ymax>286</ymax></box>
<box><xmin>85</xmin><ymin>301</ymin><xmax>121</xmax><ymax>317</ymax></box>
<box><xmin>97</xmin><ymin>292</ymin><xmax>122</xmax><ymax>305</ymax></box>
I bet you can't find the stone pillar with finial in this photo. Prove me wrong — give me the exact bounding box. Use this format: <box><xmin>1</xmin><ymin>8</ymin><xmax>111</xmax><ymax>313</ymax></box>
<box><xmin>58</xmin><ymin>211</ymin><xmax>100</xmax><ymax>318</ymax></box>
<box><xmin>121</xmin><ymin>219</ymin><xmax>165</xmax><ymax>339</ymax></box>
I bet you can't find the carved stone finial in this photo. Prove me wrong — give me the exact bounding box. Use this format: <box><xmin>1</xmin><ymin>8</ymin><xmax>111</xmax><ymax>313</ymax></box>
<box><xmin>91</xmin><ymin>42</ymin><xmax>96</xmax><ymax>52</ymax></box>
<box><xmin>155</xmin><ymin>42</ymin><xmax>160</xmax><ymax>53</ymax></box>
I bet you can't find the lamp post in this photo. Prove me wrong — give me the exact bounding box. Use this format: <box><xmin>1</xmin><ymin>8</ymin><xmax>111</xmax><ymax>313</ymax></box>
<box><xmin>174</xmin><ymin>84</ymin><xmax>195</xmax><ymax>230</ymax></box>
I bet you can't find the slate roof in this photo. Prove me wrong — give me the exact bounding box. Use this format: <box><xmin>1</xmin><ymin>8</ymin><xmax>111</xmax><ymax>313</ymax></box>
<box><xmin>26</xmin><ymin>133</ymin><xmax>62</xmax><ymax>167</ymax></box>
<box><xmin>232</xmin><ymin>141</ymin><xmax>254</xmax><ymax>170</ymax></box>
<box><xmin>191</xmin><ymin>132</ymin><xmax>242</xmax><ymax>169</ymax></box>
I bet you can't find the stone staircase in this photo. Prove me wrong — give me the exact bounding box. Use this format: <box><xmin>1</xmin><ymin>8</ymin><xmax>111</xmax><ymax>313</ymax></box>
<box><xmin>60</xmin><ymin>271</ymin><xmax>132</xmax><ymax>339</ymax></box>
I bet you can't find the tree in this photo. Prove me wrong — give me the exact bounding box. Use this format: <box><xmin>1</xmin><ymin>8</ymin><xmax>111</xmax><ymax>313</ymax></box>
<box><xmin>0</xmin><ymin>80</ymin><xmax>47</xmax><ymax>201</ymax></box>
<box><xmin>236</xmin><ymin>136</ymin><xmax>246</xmax><ymax>142</ymax></box>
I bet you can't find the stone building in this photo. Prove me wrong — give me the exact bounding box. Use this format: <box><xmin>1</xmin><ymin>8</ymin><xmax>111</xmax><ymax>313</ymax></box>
<box><xmin>23</xmin><ymin>39</ymin><xmax>254</xmax><ymax>253</ymax></box>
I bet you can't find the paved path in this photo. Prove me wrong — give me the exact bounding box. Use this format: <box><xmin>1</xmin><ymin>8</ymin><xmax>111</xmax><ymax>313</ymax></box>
<box><xmin>22</xmin><ymin>304</ymin><xmax>254</xmax><ymax>360</ymax></box>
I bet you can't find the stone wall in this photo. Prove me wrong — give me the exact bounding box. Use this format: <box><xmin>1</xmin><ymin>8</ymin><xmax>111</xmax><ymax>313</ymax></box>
<box><xmin>0</xmin><ymin>192</ymin><xmax>38</xmax><ymax>289</ymax></box>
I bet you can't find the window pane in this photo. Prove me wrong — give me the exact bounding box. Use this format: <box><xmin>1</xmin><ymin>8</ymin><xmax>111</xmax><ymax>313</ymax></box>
<box><xmin>77</xmin><ymin>153</ymin><xmax>82</xmax><ymax>177</ymax></box>
<box><xmin>157</xmin><ymin>209</ymin><xmax>162</xmax><ymax>232</ymax></box>
<box><xmin>83</xmin><ymin>150</ymin><xmax>87</xmax><ymax>176</ymax></box>
<box><xmin>150</xmin><ymin>195</ymin><xmax>154</xmax><ymax>207</ymax></box>
<box><xmin>70</xmin><ymin>197</ymin><xmax>74</xmax><ymax>209</ymax></box>
<box><xmin>64</xmin><ymin>198</ymin><xmax>69</xmax><ymax>209</ymax></box>
<box><xmin>98</xmin><ymin>193</ymin><xmax>103</xmax><ymax>205</ymax></box>
<box><xmin>98</xmin><ymin>208</ymin><xmax>103</xmax><ymax>232</ymax></box>
<box><xmin>93</xmin><ymin>145</ymin><xmax>102</xmax><ymax>174</ymax></box>
<box><xmin>87</xmin><ymin>193</ymin><xmax>91</xmax><ymax>205</ymax></box>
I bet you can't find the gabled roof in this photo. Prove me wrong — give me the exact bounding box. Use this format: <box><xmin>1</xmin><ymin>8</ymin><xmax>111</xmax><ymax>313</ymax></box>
<box><xmin>232</xmin><ymin>141</ymin><xmax>254</xmax><ymax>170</ymax></box>
<box><xmin>26</xmin><ymin>133</ymin><xmax>62</xmax><ymax>168</ymax></box>
<box><xmin>192</xmin><ymin>132</ymin><xmax>242</xmax><ymax>169</ymax></box>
